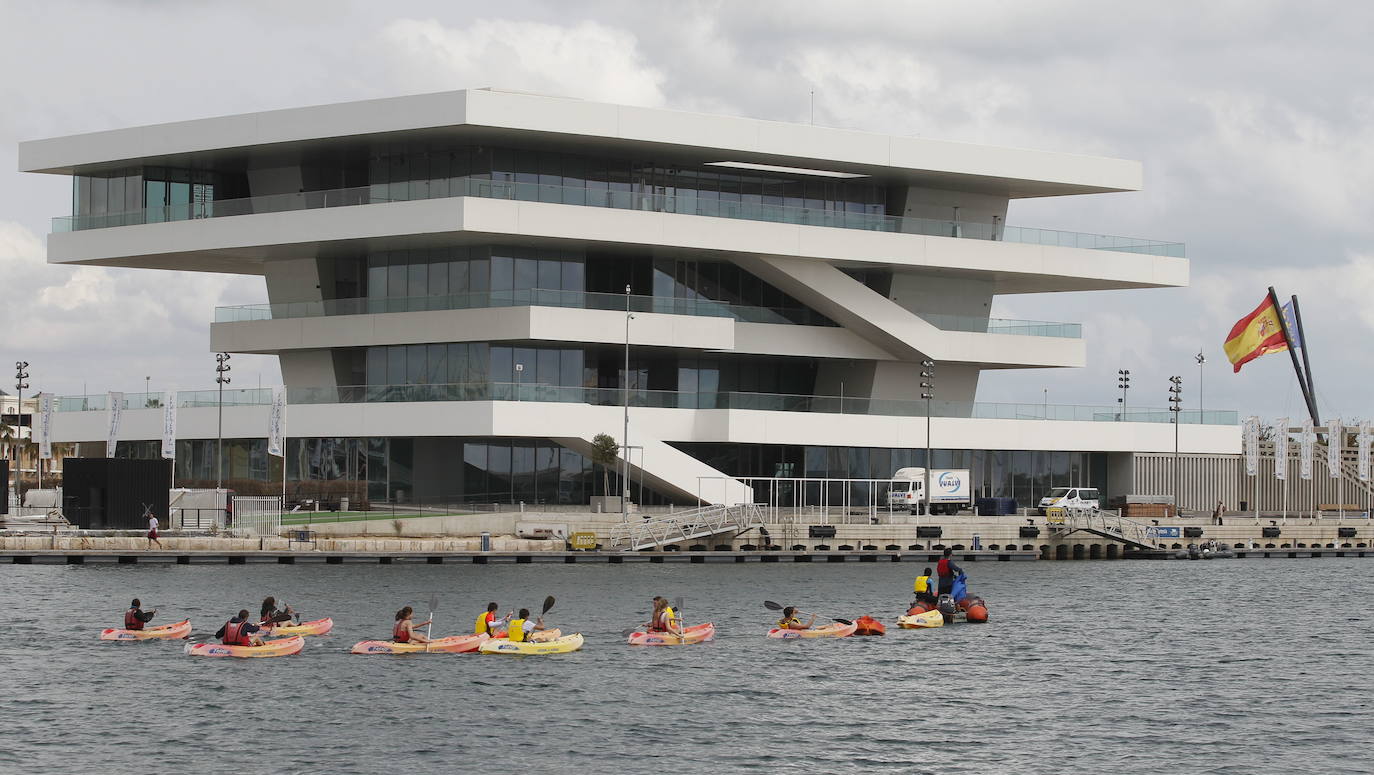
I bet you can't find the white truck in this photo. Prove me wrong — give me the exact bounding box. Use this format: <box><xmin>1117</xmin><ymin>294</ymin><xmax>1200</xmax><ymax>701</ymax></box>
<box><xmin>886</xmin><ymin>467</ymin><xmax>971</xmax><ymax>515</ymax></box>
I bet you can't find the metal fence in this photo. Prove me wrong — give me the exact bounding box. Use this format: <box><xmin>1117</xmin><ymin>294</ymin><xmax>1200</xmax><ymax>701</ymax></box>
<box><xmin>233</xmin><ymin>496</ymin><xmax>283</xmax><ymax>536</ymax></box>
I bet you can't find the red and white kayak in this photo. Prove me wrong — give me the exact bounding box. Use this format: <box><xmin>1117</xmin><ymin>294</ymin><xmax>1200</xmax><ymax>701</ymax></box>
<box><xmin>627</xmin><ymin>622</ymin><xmax>716</xmax><ymax>646</ymax></box>
<box><xmin>99</xmin><ymin>619</ymin><xmax>192</xmax><ymax>641</ymax></box>
<box><xmin>766</xmin><ymin>621</ymin><xmax>857</xmax><ymax>639</ymax></box>
<box><xmin>185</xmin><ymin>636</ymin><xmax>304</xmax><ymax>658</ymax></box>
<box><xmin>262</xmin><ymin>617</ymin><xmax>333</xmax><ymax>636</ymax></box>
<box><xmin>350</xmin><ymin>633</ymin><xmax>489</xmax><ymax>654</ymax></box>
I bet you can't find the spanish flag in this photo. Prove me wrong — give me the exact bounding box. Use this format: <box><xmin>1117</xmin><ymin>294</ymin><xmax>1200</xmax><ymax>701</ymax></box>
<box><xmin>1223</xmin><ymin>295</ymin><xmax>1289</xmax><ymax>373</ymax></box>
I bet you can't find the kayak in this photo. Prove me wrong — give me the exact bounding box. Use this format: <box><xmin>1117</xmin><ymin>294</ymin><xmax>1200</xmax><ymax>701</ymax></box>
<box><xmin>185</xmin><ymin>636</ymin><xmax>305</xmax><ymax>658</ymax></box>
<box><xmin>897</xmin><ymin>609</ymin><xmax>944</xmax><ymax>628</ymax></box>
<box><xmin>765</xmin><ymin>621</ymin><xmax>857</xmax><ymax>639</ymax></box>
<box><xmin>351</xmin><ymin>633</ymin><xmax>489</xmax><ymax>654</ymax></box>
<box><xmin>854</xmin><ymin>615</ymin><xmax>886</xmax><ymax>636</ymax></box>
<box><xmin>479</xmin><ymin>633</ymin><xmax>584</xmax><ymax>655</ymax></box>
<box><xmin>627</xmin><ymin>622</ymin><xmax>716</xmax><ymax>646</ymax></box>
<box><xmin>262</xmin><ymin>618</ymin><xmax>333</xmax><ymax>637</ymax></box>
<box><xmin>99</xmin><ymin>619</ymin><xmax>192</xmax><ymax>641</ymax></box>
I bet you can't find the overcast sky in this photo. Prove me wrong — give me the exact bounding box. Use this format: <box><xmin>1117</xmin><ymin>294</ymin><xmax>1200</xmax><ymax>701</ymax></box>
<box><xmin>1</xmin><ymin>0</ymin><xmax>1369</xmax><ymax>422</ymax></box>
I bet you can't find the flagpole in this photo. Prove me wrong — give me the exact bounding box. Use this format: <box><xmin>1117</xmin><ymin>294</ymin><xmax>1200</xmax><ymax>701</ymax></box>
<box><xmin>1268</xmin><ymin>286</ymin><xmax>1318</xmax><ymax>430</ymax></box>
<box><xmin>1290</xmin><ymin>295</ymin><xmax>1321</xmax><ymax>429</ymax></box>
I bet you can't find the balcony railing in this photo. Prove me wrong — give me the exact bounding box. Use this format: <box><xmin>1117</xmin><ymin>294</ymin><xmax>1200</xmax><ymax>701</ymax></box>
<box><xmin>56</xmin><ymin>383</ymin><xmax>1236</xmax><ymax>425</ymax></box>
<box><xmin>212</xmin><ymin>289</ymin><xmax>1083</xmax><ymax>338</ymax></box>
<box><xmin>53</xmin><ymin>178</ymin><xmax>1186</xmax><ymax>257</ymax></box>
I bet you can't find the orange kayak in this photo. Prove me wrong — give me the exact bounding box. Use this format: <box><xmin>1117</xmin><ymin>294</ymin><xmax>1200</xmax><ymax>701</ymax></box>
<box><xmin>766</xmin><ymin>621</ymin><xmax>857</xmax><ymax>639</ymax></box>
<box><xmin>185</xmin><ymin>636</ymin><xmax>304</xmax><ymax>658</ymax></box>
<box><xmin>351</xmin><ymin>633</ymin><xmax>489</xmax><ymax>654</ymax></box>
<box><xmin>262</xmin><ymin>617</ymin><xmax>333</xmax><ymax>636</ymax></box>
<box><xmin>99</xmin><ymin>619</ymin><xmax>191</xmax><ymax>641</ymax></box>
<box><xmin>854</xmin><ymin>615</ymin><xmax>886</xmax><ymax>636</ymax></box>
<box><xmin>627</xmin><ymin>622</ymin><xmax>716</xmax><ymax>646</ymax></box>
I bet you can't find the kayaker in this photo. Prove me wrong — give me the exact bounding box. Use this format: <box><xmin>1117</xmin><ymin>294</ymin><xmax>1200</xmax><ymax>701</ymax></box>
<box><xmin>216</xmin><ymin>609</ymin><xmax>265</xmax><ymax>646</ymax></box>
<box><xmin>936</xmin><ymin>548</ymin><xmax>964</xmax><ymax>597</ymax></box>
<box><xmin>475</xmin><ymin>601</ymin><xmax>509</xmax><ymax>638</ymax></box>
<box><xmin>124</xmin><ymin>598</ymin><xmax>156</xmax><ymax>630</ymax></box>
<box><xmin>259</xmin><ymin>596</ymin><xmax>296</xmax><ymax>629</ymax></box>
<box><xmin>393</xmin><ymin>606</ymin><xmax>433</xmax><ymax>644</ymax></box>
<box><xmin>913</xmin><ymin>567</ymin><xmax>936</xmax><ymax>606</ymax></box>
<box><xmin>776</xmin><ymin>606</ymin><xmax>816</xmax><ymax>630</ymax></box>
<box><xmin>507</xmin><ymin>608</ymin><xmax>548</xmax><ymax>643</ymax></box>
<box><xmin>648</xmin><ymin>596</ymin><xmax>681</xmax><ymax>634</ymax></box>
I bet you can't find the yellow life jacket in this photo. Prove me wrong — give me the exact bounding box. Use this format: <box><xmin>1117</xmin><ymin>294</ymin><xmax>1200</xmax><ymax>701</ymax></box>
<box><xmin>664</xmin><ymin>606</ymin><xmax>676</xmax><ymax>626</ymax></box>
<box><xmin>475</xmin><ymin>612</ymin><xmax>492</xmax><ymax>635</ymax></box>
<box><xmin>778</xmin><ymin>616</ymin><xmax>802</xmax><ymax>629</ymax></box>
<box><xmin>914</xmin><ymin>576</ymin><xmax>932</xmax><ymax>594</ymax></box>
<box><xmin>508</xmin><ymin>617</ymin><xmax>527</xmax><ymax>642</ymax></box>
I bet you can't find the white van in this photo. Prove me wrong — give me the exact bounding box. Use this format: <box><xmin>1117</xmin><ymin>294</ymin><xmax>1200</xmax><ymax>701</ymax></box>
<box><xmin>1037</xmin><ymin>487</ymin><xmax>1101</xmax><ymax>515</ymax></box>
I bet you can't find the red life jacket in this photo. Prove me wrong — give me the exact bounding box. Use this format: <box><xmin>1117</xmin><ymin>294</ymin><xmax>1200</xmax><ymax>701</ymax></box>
<box><xmin>222</xmin><ymin>619</ymin><xmax>251</xmax><ymax>646</ymax></box>
<box><xmin>393</xmin><ymin>620</ymin><xmax>410</xmax><ymax>643</ymax></box>
<box><xmin>937</xmin><ymin>557</ymin><xmax>953</xmax><ymax>577</ymax></box>
<box><xmin>649</xmin><ymin>610</ymin><xmax>668</xmax><ymax>632</ymax></box>
<box><xmin>125</xmin><ymin>608</ymin><xmax>144</xmax><ymax>630</ymax></box>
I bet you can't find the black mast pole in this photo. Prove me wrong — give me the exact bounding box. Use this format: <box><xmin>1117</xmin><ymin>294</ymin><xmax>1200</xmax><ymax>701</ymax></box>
<box><xmin>1268</xmin><ymin>286</ymin><xmax>1317</xmax><ymax>428</ymax></box>
<box><xmin>1290</xmin><ymin>295</ymin><xmax>1321</xmax><ymax>428</ymax></box>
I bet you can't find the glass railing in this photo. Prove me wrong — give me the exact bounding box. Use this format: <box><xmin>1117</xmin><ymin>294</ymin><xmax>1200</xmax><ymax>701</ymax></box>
<box><xmin>213</xmin><ymin>289</ymin><xmax>835</xmax><ymax>327</ymax></box>
<box><xmin>54</xmin><ymin>382</ymin><xmax>1235</xmax><ymax>424</ymax></box>
<box><xmin>53</xmin><ymin>178</ymin><xmax>1185</xmax><ymax>257</ymax></box>
<box><xmin>213</xmin><ymin>289</ymin><xmax>1082</xmax><ymax>338</ymax></box>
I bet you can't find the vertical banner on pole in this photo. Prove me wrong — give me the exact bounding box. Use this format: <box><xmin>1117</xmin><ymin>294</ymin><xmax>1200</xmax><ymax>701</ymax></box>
<box><xmin>1358</xmin><ymin>422</ymin><xmax>1372</xmax><ymax>483</ymax></box>
<box><xmin>267</xmin><ymin>387</ymin><xmax>286</xmax><ymax>457</ymax></box>
<box><xmin>161</xmin><ymin>391</ymin><xmax>177</xmax><ymax>459</ymax></box>
<box><xmin>1273</xmin><ymin>418</ymin><xmax>1288</xmax><ymax>481</ymax></box>
<box><xmin>37</xmin><ymin>393</ymin><xmax>54</xmax><ymax>460</ymax></box>
<box><xmin>1299</xmin><ymin>417</ymin><xmax>1315</xmax><ymax>480</ymax></box>
<box><xmin>1243</xmin><ymin>416</ymin><xmax>1259</xmax><ymax>477</ymax></box>
<box><xmin>106</xmin><ymin>392</ymin><xmax>124</xmax><ymax>459</ymax></box>
<box><xmin>1327</xmin><ymin>419</ymin><xmax>1343</xmax><ymax>479</ymax></box>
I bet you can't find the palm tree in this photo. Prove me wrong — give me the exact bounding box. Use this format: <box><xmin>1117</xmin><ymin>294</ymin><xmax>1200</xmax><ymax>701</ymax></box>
<box><xmin>590</xmin><ymin>433</ymin><xmax>619</xmax><ymax>498</ymax></box>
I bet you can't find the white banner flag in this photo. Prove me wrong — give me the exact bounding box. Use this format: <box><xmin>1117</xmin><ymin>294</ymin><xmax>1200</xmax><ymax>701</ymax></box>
<box><xmin>267</xmin><ymin>386</ymin><xmax>286</xmax><ymax>457</ymax></box>
<box><xmin>106</xmin><ymin>391</ymin><xmax>124</xmax><ymax>458</ymax></box>
<box><xmin>161</xmin><ymin>391</ymin><xmax>177</xmax><ymax>459</ymax></box>
<box><xmin>1274</xmin><ymin>418</ymin><xmax>1289</xmax><ymax>481</ymax></box>
<box><xmin>1300</xmin><ymin>417</ymin><xmax>1315</xmax><ymax>480</ymax></box>
<box><xmin>1244</xmin><ymin>416</ymin><xmax>1260</xmax><ymax>477</ymax></box>
<box><xmin>1359</xmin><ymin>421</ymin><xmax>1372</xmax><ymax>483</ymax></box>
<box><xmin>37</xmin><ymin>393</ymin><xmax>54</xmax><ymax>460</ymax></box>
<box><xmin>1328</xmin><ymin>418</ymin><xmax>1343</xmax><ymax>479</ymax></box>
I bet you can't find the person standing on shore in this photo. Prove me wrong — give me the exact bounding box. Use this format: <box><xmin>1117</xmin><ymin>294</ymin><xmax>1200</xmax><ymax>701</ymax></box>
<box><xmin>146</xmin><ymin>513</ymin><xmax>162</xmax><ymax>549</ymax></box>
<box><xmin>124</xmin><ymin>598</ymin><xmax>156</xmax><ymax>630</ymax></box>
<box><xmin>936</xmin><ymin>549</ymin><xmax>964</xmax><ymax>597</ymax></box>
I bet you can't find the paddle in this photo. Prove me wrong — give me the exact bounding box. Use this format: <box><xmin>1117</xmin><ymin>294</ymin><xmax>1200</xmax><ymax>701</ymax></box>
<box><xmin>673</xmin><ymin>597</ymin><xmax>686</xmax><ymax>639</ymax></box>
<box><xmin>763</xmin><ymin>599</ymin><xmax>852</xmax><ymax>626</ymax></box>
<box><xmin>425</xmin><ymin>592</ymin><xmax>438</xmax><ymax>653</ymax></box>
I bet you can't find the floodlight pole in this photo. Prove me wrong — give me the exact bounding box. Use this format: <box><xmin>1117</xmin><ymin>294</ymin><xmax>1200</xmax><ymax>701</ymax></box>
<box><xmin>13</xmin><ymin>361</ymin><xmax>29</xmax><ymax>511</ymax></box>
<box><xmin>215</xmin><ymin>353</ymin><xmax>231</xmax><ymax>491</ymax></box>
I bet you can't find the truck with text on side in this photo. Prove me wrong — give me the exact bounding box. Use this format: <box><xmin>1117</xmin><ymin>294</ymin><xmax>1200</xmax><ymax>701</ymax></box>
<box><xmin>885</xmin><ymin>467</ymin><xmax>972</xmax><ymax>515</ymax></box>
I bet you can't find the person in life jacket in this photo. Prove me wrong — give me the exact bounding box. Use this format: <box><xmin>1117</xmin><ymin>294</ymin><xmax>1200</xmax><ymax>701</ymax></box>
<box><xmin>647</xmin><ymin>596</ymin><xmax>681</xmax><ymax>634</ymax></box>
<box><xmin>124</xmin><ymin>598</ymin><xmax>156</xmax><ymax>630</ymax></box>
<box><xmin>392</xmin><ymin>606</ymin><xmax>432</xmax><ymax>644</ymax></box>
<box><xmin>259</xmin><ymin>596</ymin><xmax>296</xmax><ymax>630</ymax></box>
<box><xmin>936</xmin><ymin>548</ymin><xmax>965</xmax><ymax>597</ymax></box>
<box><xmin>215</xmin><ymin>609</ymin><xmax>264</xmax><ymax>647</ymax></box>
<box><xmin>507</xmin><ymin>608</ymin><xmax>548</xmax><ymax>643</ymax></box>
<box><xmin>776</xmin><ymin>606</ymin><xmax>816</xmax><ymax>630</ymax></box>
<box><xmin>913</xmin><ymin>568</ymin><xmax>937</xmax><ymax>606</ymax></box>
<box><xmin>475</xmin><ymin>602</ymin><xmax>510</xmax><ymax>638</ymax></box>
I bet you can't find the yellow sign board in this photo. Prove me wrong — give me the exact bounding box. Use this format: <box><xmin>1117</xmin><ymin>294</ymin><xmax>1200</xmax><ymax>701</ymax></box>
<box><xmin>1045</xmin><ymin>507</ymin><xmax>1066</xmax><ymax>525</ymax></box>
<box><xmin>569</xmin><ymin>531</ymin><xmax>598</xmax><ymax>550</ymax></box>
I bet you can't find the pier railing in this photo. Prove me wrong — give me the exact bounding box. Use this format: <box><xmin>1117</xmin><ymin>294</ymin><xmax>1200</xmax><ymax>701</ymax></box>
<box><xmin>1048</xmin><ymin>506</ymin><xmax>1155</xmax><ymax>549</ymax></box>
<box><xmin>607</xmin><ymin>503</ymin><xmax>765</xmax><ymax>551</ymax></box>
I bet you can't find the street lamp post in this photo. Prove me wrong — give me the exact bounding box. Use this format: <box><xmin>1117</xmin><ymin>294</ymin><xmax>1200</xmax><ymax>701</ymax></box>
<box><xmin>13</xmin><ymin>361</ymin><xmax>29</xmax><ymax>511</ymax></box>
<box><xmin>514</xmin><ymin>363</ymin><xmax>523</xmax><ymax>400</ymax></box>
<box><xmin>1169</xmin><ymin>376</ymin><xmax>1183</xmax><ymax>513</ymax></box>
<box><xmin>920</xmin><ymin>360</ymin><xmax>935</xmax><ymax>518</ymax></box>
<box><xmin>1117</xmin><ymin>369</ymin><xmax>1131</xmax><ymax>421</ymax></box>
<box><xmin>215</xmin><ymin>353</ymin><xmax>231</xmax><ymax>491</ymax></box>
<box><xmin>622</xmin><ymin>285</ymin><xmax>634</xmax><ymax>523</ymax></box>
<box><xmin>1195</xmin><ymin>352</ymin><xmax>1206</xmax><ymax>422</ymax></box>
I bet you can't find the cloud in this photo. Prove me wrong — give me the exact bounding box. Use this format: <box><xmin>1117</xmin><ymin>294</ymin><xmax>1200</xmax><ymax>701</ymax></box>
<box><xmin>378</xmin><ymin>18</ymin><xmax>666</xmax><ymax>106</ymax></box>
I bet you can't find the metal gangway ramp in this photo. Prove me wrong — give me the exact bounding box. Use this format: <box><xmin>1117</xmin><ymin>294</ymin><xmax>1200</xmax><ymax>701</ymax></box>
<box><xmin>1048</xmin><ymin>507</ymin><xmax>1156</xmax><ymax>550</ymax></box>
<box><xmin>607</xmin><ymin>504</ymin><xmax>766</xmax><ymax>551</ymax></box>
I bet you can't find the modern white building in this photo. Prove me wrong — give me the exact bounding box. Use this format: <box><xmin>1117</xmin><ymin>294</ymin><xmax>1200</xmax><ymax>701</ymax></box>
<box><xmin>19</xmin><ymin>88</ymin><xmax>1238</xmax><ymax>508</ymax></box>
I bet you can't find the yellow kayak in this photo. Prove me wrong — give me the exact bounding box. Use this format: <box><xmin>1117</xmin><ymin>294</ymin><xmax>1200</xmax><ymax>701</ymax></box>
<box><xmin>897</xmin><ymin>610</ymin><xmax>945</xmax><ymax>628</ymax></box>
<box><xmin>479</xmin><ymin>633</ymin><xmax>584</xmax><ymax>655</ymax></box>
<box><xmin>262</xmin><ymin>617</ymin><xmax>333</xmax><ymax>636</ymax></box>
